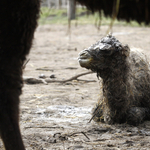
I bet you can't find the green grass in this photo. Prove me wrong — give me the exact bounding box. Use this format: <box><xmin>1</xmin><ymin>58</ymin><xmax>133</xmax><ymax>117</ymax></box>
<box><xmin>39</xmin><ymin>7</ymin><xmax>145</xmax><ymax>27</ymax></box>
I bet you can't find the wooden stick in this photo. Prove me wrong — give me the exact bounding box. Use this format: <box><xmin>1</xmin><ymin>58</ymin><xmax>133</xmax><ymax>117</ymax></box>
<box><xmin>22</xmin><ymin>59</ymin><xmax>30</xmax><ymax>69</ymax></box>
<box><xmin>23</xmin><ymin>71</ymin><xmax>96</xmax><ymax>84</ymax></box>
<box><xmin>45</xmin><ymin>71</ymin><xmax>95</xmax><ymax>83</ymax></box>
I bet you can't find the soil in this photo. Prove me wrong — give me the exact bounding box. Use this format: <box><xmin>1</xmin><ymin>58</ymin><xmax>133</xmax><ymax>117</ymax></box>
<box><xmin>1</xmin><ymin>24</ymin><xmax>150</xmax><ymax>150</ymax></box>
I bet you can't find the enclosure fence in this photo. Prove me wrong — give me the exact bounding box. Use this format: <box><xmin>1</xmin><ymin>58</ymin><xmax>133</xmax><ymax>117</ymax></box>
<box><xmin>41</xmin><ymin>0</ymin><xmax>82</xmax><ymax>9</ymax></box>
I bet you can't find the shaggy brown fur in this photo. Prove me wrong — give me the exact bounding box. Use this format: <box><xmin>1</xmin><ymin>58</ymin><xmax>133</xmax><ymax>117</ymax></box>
<box><xmin>0</xmin><ymin>0</ymin><xmax>40</xmax><ymax>149</ymax></box>
<box><xmin>78</xmin><ymin>35</ymin><xmax>150</xmax><ymax>125</ymax></box>
<box><xmin>76</xmin><ymin>0</ymin><xmax>150</xmax><ymax>24</ymax></box>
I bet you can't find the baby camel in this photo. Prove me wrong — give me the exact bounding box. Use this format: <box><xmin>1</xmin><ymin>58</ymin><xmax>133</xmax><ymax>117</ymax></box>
<box><xmin>78</xmin><ymin>34</ymin><xmax>150</xmax><ymax>125</ymax></box>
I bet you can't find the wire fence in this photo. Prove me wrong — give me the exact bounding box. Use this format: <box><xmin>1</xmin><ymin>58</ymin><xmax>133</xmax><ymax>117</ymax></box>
<box><xmin>41</xmin><ymin>0</ymin><xmax>82</xmax><ymax>9</ymax></box>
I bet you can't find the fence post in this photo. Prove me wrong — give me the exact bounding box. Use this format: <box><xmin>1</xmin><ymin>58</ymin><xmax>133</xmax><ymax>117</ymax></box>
<box><xmin>62</xmin><ymin>0</ymin><xmax>67</xmax><ymax>8</ymax></box>
<box><xmin>67</xmin><ymin>0</ymin><xmax>76</xmax><ymax>20</ymax></box>
<box><xmin>47</xmin><ymin>0</ymin><xmax>51</xmax><ymax>8</ymax></box>
<box><xmin>56</xmin><ymin>0</ymin><xmax>61</xmax><ymax>9</ymax></box>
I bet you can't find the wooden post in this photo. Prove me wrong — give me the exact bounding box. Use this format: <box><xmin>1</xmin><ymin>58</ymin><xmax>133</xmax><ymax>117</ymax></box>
<box><xmin>56</xmin><ymin>0</ymin><xmax>61</xmax><ymax>9</ymax></box>
<box><xmin>47</xmin><ymin>0</ymin><xmax>51</xmax><ymax>8</ymax></box>
<box><xmin>62</xmin><ymin>0</ymin><xmax>66</xmax><ymax>8</ymax></box>
<box><xmin>67</xmin><ymin>0</ymin><xmax>76</xmax><ymax>20</ymax></box>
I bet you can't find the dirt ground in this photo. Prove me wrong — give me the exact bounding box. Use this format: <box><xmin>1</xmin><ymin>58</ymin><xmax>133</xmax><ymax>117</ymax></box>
<box><xmin>1</xmin><ymin>25</ymin><xmax>150</xmax><ymax>150</ymax></box>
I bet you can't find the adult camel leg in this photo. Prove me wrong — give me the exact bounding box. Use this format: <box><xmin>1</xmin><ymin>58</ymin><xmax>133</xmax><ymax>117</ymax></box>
<box><xmin>0</xmin><ymin>0</ymin><xmax>40</xmax><ymax>149</ymax></box>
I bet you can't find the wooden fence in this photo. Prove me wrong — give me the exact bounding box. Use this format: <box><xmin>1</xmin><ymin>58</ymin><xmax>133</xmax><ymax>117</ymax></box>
<box><xmin>41</xmin><ymin>0</ymin><xmax>79</xmax><ymax>20</ymax></box>
<box><xmin>41</xmin><ymin>0</ymin><xmax>68</xmax><ymax>9</ymax></box>
<box><xmin>41</xmin><ymin>0</ymin><xmax>82</xmax><ymax>9</ymax></box>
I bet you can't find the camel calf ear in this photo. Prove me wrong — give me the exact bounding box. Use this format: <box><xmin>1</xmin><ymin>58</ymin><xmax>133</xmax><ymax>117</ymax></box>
<box><xmin>122</xmin><ymin>45</ymin><xmax>130</xmax><ymax>57</ymax></box>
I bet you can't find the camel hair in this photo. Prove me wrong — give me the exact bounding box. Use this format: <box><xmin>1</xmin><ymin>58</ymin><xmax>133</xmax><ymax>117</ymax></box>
<box><xmin>78</xmin><ymin>34</ymin><xmax>150</xmax><ymax>125</ymax></box>
<box><xmin>76</xmin><ymin>0</ymin><xmax>150</xmax><ymax>25</ymax></box>
<box><xmin>0</xmin><ymin>0</ymin><xmax>40</xmax><ymax>150</ymax></box>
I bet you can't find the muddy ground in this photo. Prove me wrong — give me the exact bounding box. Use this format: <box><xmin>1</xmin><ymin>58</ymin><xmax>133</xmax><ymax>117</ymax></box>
<box><xmin>1</xmin><ymin>25</ymin><xmax>150</xmax><ymax>150</ymax></box>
